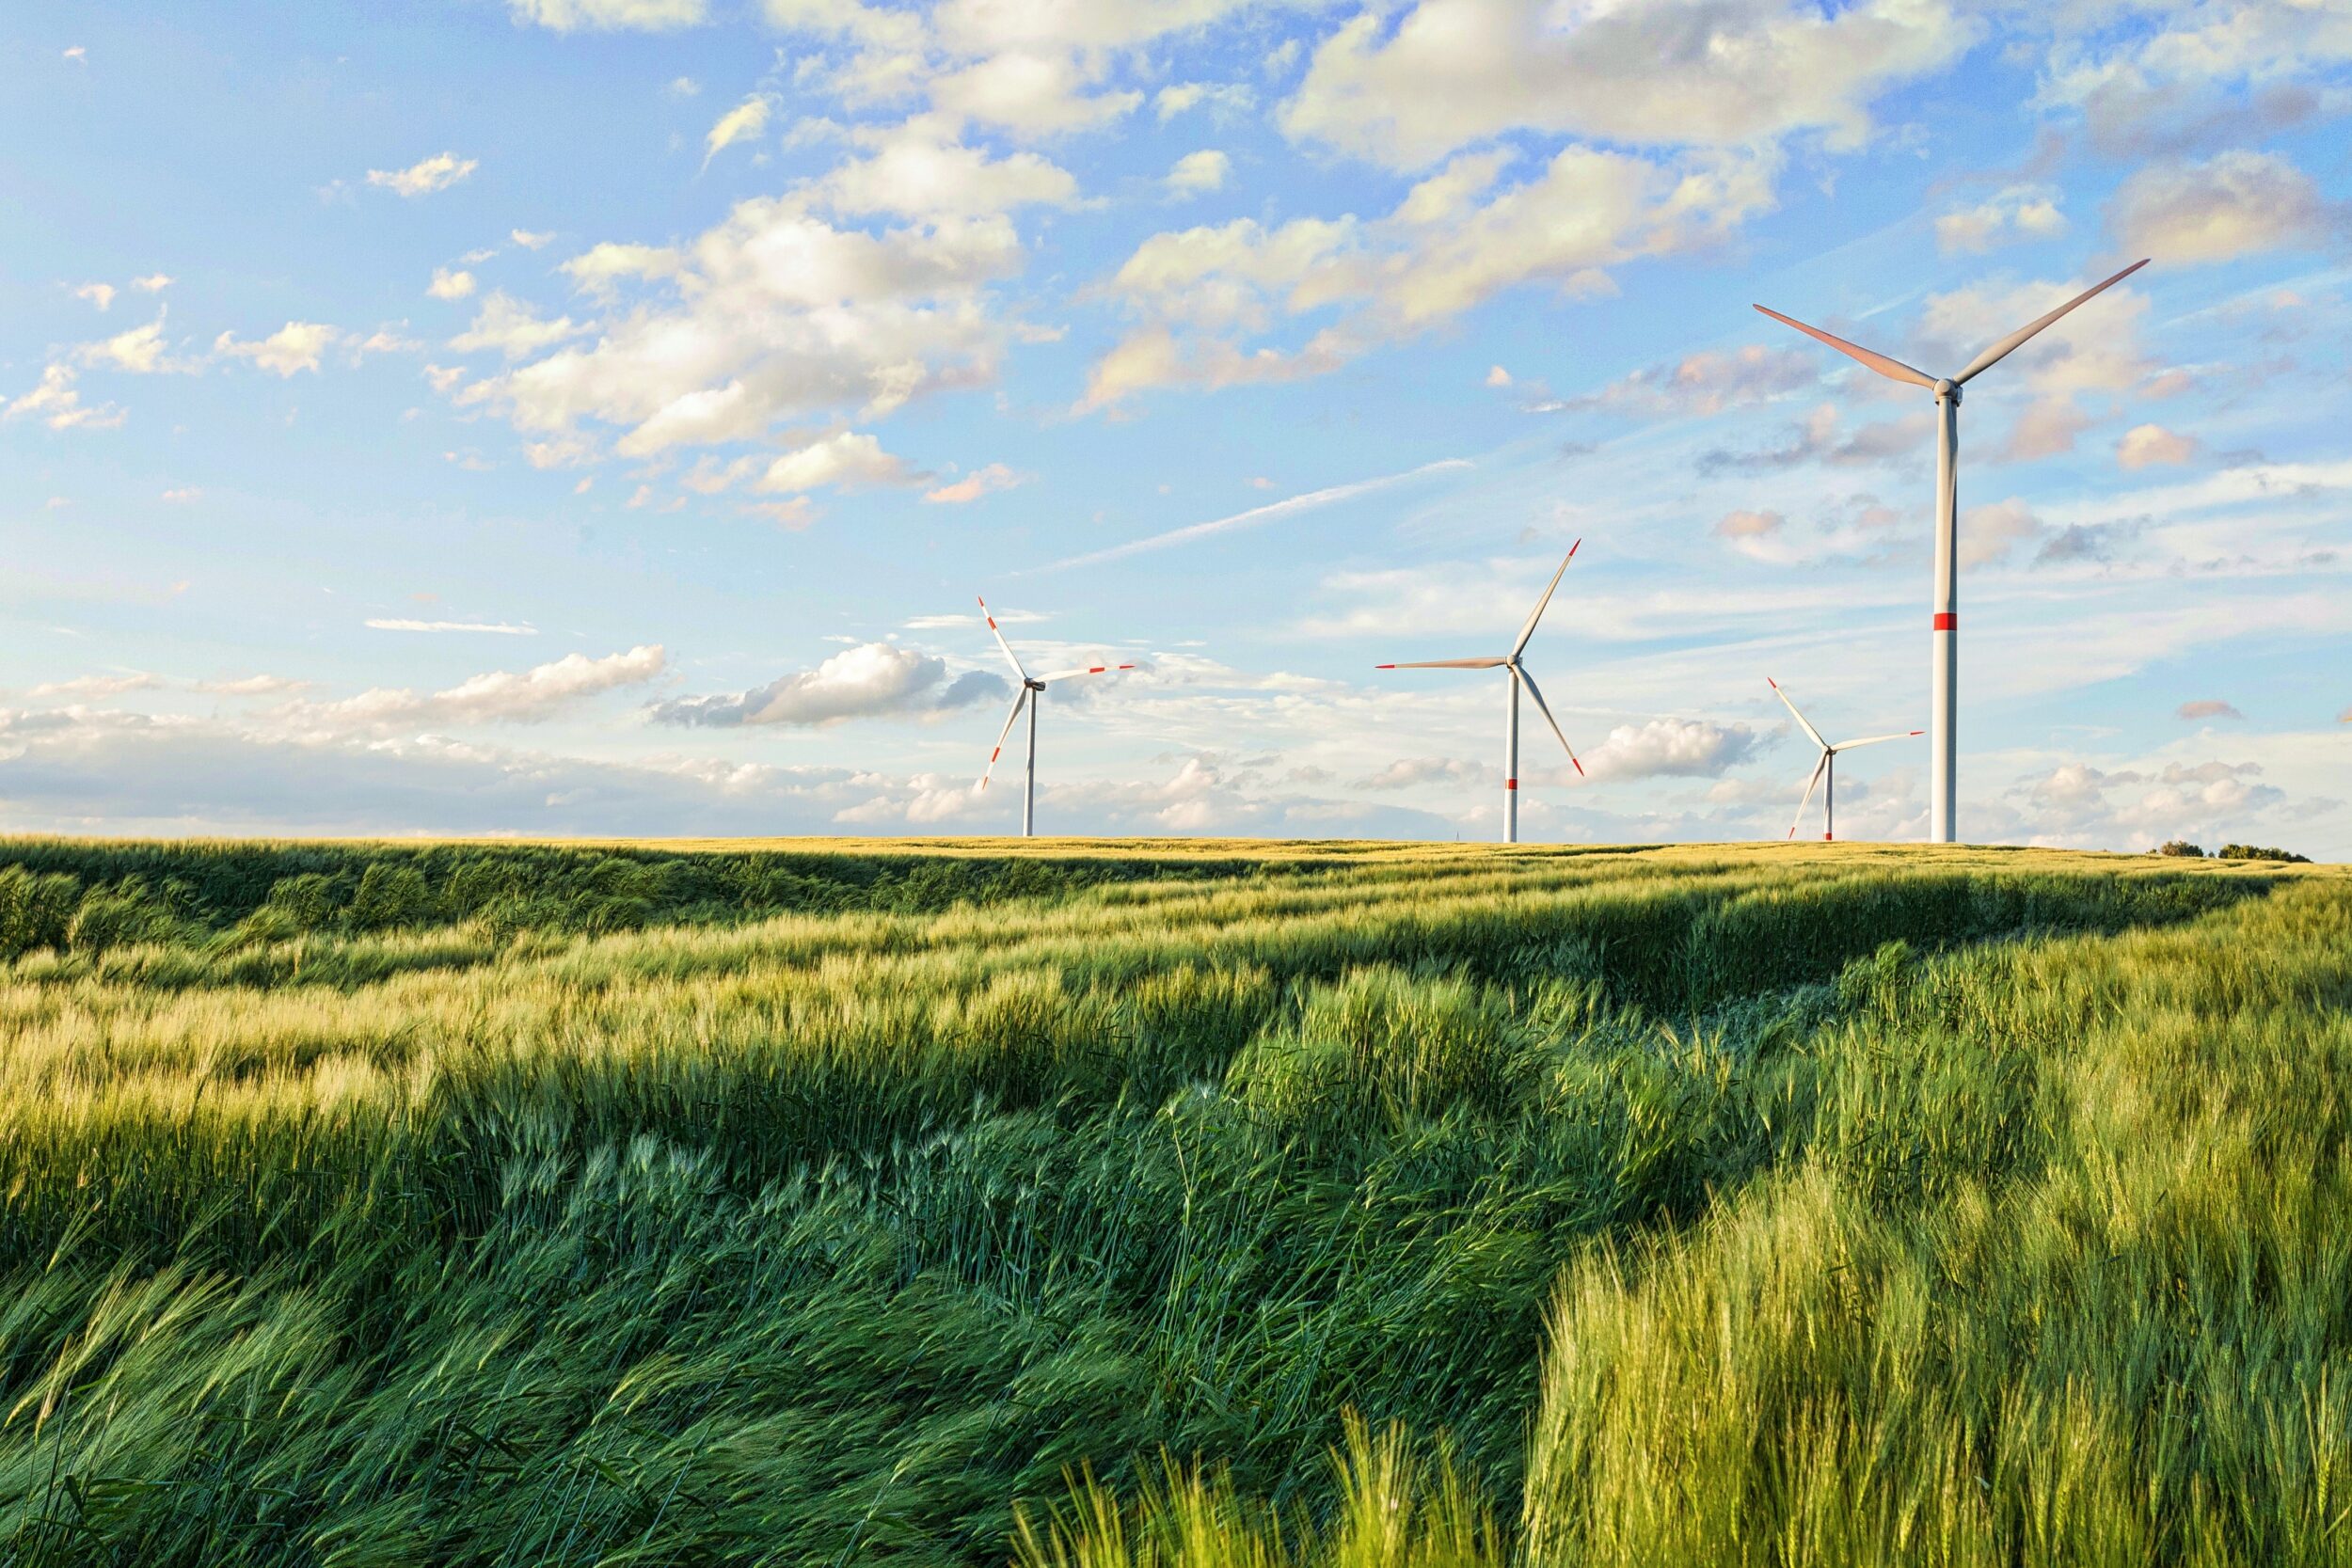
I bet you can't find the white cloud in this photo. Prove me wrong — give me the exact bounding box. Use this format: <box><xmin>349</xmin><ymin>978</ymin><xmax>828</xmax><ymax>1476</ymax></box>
<box><xmin>1086</xmin><ymin>144</ymin><xmax>1775</xmax><ymax>408</ymax></box>
<box><xmin>923</xmin><ymin>461</ymin><xmax>1023</xmax><ymax>503</ymax></box>
<box><xmin>214</xmin><ymin>322</ymin><xmax>341</xmax><ymax>376</ymax></box>
<box><xmin>811</xmin><ymin>120</ymin><xmax>1080</xmax><ymax>220</ymax></box>
<box><xmin>453</xmin><ymin>197</ymin><xmax>1018</xmax><ymax>459</ymax></box>
<box><xmin>365</xmin><ymin>151</ymin><xmax>480</xmax><ymax>198</ymax></box>
<box><xmin>1166</xmin><ymin>149</ymin><xmax>1231</xmax><ymax>198</ymax></box>
<box><xmin>73</xmin><ymin>282</ymin><xmax>117</xmax><ymax>310</ymax></box>
<box><xmin>429</xmin><ymin>267</ymin><xmax>478</xmax><ymax>300</ymax></box>
<box><xmin>2117</xmin><ymin>422</ymin><xmax>2198</xmax><ymax>470</ymax></box>
<box><xmin>1960</xmin><ymin>498</ymin><xmax>2043</xmax><ymax>568</ymax></box>
<box><xmin>2106</xmin><ymin>150</ymin><xmax>2337</xmax><ymax>265</ymax></box>
<box><xmin>160</xmin><ymin>486</ymin><xmax>201</xmax><ymax>503</ymax></box>
<box><xmin>2178</xmin><ymin>700</ymin><xmax>2242</xmax><ymax>721</ymax></box>
<box><xmin>562</xmin><ymin>242</ymin><xmax>684</xmax><ymax>295</ymax></box>
<box><xmin>131</xmin><ymin>273</ymin><xmax>172</xmax><ymax>292</ymax></box>
<box><xmin>1570</xmin><ymin>343</ymin><xmax>1821</xmax><ymax>420</ymax></box>
<box><xmin>29</xmin><ymin>672</ymin><xmax>164</xmax><ymax>700</ymax></box>
<box><xmin>1156</xmin><ymin>81</ymin><xmax>1254</xmax><ymax>121</ymax></box>
<box><xmin>78</xmin><ymin>315</ymin><xmax>175</xmax><ymax>373</ymax></box>
<box><xmin>4</xmin><ymin>365</ymin><xmax>123</xmax><ymax>431</ymax></box>
<box><xmin>510</xmin><ymin>228</ymin><xmax>555</xmax><ymax>249</ymax></box>
<box><xmin>1581</xmin><ymin>718</ymin><xmax>1758</xmax><ymax>781</ymax></box>
<box><xmin>1933</xmin><ymin>184</ymin><xmax>2066</xmax><ymax>254</ymax></box>
<box><xmin>364</xmin><ymin>618</ymin><xmax>537</xmax><ymax>635</ymax></box>
<box><xmin>508</xmin><ymin>0</ymin><xmax>707</xmax><ymax>28</ymax></box>
<box><xmin>650</xmin><ymin>641</ymin><xmax>1002</xmax><ymax>726</ymax></box>
<box><xmin>1279</xmin><ymin>0</ymin><xmax>1971</xmax><ymax>170</ymax></box>
<box><xmin>705</xmin><ymin>95</ymin><xmax>773</xmax><ymax>164</ymax></box>
<box><xmin>447</xmin><ymin>293</ymin><xmax>584</xmax><ymax>358</ymax></box>
<box><xmin>755</xmin><ymin>430</ymin><xmax>913</xmax><ymax>494</ymax></box>
<box><xmin>308</xmin><ymin>645</ymin><xmax>667</xmax><ymax>729</ymax></box>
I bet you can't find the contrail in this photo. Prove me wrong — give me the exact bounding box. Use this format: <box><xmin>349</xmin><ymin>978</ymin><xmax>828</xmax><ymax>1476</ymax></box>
<box><xmin>1036</xmin><ymin>457</ymin><xmax>1473</xmax><ymax>573</ymax></box>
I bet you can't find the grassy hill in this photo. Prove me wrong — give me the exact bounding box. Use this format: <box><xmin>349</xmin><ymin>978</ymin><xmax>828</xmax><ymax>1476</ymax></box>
<box><xmin>0</xmin><ymin>838</ymin><xmax>2343</xmax><ymax>1564</ymax></box>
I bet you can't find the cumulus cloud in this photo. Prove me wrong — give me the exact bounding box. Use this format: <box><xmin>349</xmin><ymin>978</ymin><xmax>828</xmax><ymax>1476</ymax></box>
<box><xmin>649</xmin><ymin>641</ymin><xmax>1002</xmax><ymax>727</ymax></box>
<box><xmin>1934</xmin><ymin>185</ymin><xmax>2066</xmax><ymax>254</ymax></box>
<box><xmin>73</xmin><ymin>282</ymin><xmax>117</xmax><ymax>310</ymax></box>
<box><xmin>1085</xmin><ymin>144</ymin><xmax>1775</xmax><ymax>409</ymax></box>
<box><xmin>511</xmin><ymin>229</ymin><xmax>555</xmax><ymax>249</ymax></box>
<box><xmin>78</xmin><ymin>315</ymin><xmax>176</xmax><ymax>373</ymax></box>
<box><xmin>1279</xmin><ymin>0</ymin><xmax>1970</xmax><ymax>169</ymax></box>
<box><xmin>132</xmin><ymin>273</ymin><xmax>172</xmax><ymax>293</ymax></box>
<box><xmin>302</xmin><ymin>645</ymin><xmax>668</xmax><ymax>730</ymax></box>
<box><xmin>2117</xmin><ymin>422</ymin><xmax>2198</xmax><ymax>470</ymax></box>
<box><xmin>4</xmin><ymin>365</ymin><xmax>123</xmax><ymax>431</ymax></box>
<box><xmin>508</xmin><ymin>0</ymin><xmax>707</xmax><ymax>29</ymax></box>
<box><xmin>1166</xmin><ymin>150</ymin><xmax>1231</xmax><ymax>198</ymax></box>
<box><xmin>2106</xmin><ymin>150</ymin><xmax>2337</xmax><ymax>264</ymax></box>
<box><xmin>366</xmin><ymin>151</ymin><xmax>479</xmax><ymax>198</ymax></box>
<box><xmin>755</xmin><ymin>431</ymin><xmax>914</xmax><ymax>496</ymax></box>
<box><xmin>447</xmin><ymin>293</ymin><xmax>584</xmax><ymax>359</ymax></box>
<box><xmin>2177</xmin><ymin>700</ymin><xmax>2242</xmax><ymax>721</ymax></box>
<box><xmin>452</xmin><ymin>197</ymin><xmax>1017</xmax><ymax>459</ymax></box>
<box><xmin>1716</xmin><ymin>508</ymin><xmax>1784</xmax><ymax>540</ymax></box>
<box><xmin>923</xmin><ymin>462</ymin><xmax>1023</xmax><ymax>503</ymax></box>
<box><xmin>429</xmin><ymin>267</ymin><xmax>478</xmax><ymax>300</ymax></box>
<box><xmin>2012</xmin><ymin>757</ymin><xmax>2286</xmax><ymax>848</ymax></box>
<box><xmin>214</xmin><ymin>322</ymin><xmax>341</xmax><ymax>376</ymax></box>
<box><xmin>1581</xmin><ymin>718</ymin><xmax>1757</xmax><ymax>781</ymax></box>
<box><xmin>809</xmin><ymin>120</ymin><xmax>1080</xmax><ymax>221</ymax></box>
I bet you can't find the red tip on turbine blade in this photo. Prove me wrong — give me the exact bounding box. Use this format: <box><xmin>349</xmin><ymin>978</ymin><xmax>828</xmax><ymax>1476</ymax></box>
<box><xmin>1375</xmin><ymin>664</ymin><xmax>1396</xmax><ymax>670</ymax></box>
<box><xmin>1571</xmin><ymin>757</ymin><xmax>1584</xmax><ymax>777</ymax></box>
<box><xmin>1910</xmin><ymin>729</ymin><xmax>1924</xmax><ymax>736</ymax></box>
<box><xmin>1116</xmin><ymin>664</ymin><xmax>1136</xmax><ymax>670</ymax></box>
<box><xmin>1567</xmin><ymin>538</ymin><xmax>1581</xmax><ymax>558</ymax></box>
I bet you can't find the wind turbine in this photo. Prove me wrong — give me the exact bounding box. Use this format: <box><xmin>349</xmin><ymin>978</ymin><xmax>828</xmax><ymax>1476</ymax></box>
<box><xmin>1769</xmin><ymin>677</ymin><xmax>1921</xmax><ymax>843</ymax></box>
<box><xmin>973</xmin><ymin>596</ymin><xmax>1133</xmax><ymax>837</ymax></box>
<box><xmin>1376</xmin><ymin>542</ymin><xmax>1586</xmax><ymax>845</ymax></box>
<box><xmin>1754</xmin><ymin>257</ymin><xmax>2149</xmax><ymax>844</ymax></box>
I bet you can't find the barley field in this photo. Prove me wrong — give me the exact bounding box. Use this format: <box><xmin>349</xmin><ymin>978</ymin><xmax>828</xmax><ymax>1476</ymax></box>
<box><xmin>0</xmin><ymin>836</ymin><xmax>2344</xmax><ymax>1566</ymax></box>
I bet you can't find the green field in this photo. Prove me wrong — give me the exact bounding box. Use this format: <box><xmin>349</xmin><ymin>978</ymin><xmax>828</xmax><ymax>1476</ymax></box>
<box><xmin>0</xmin><ymin>837</ymin><xmax>2345</xmax><ymax>1565</ymax></box>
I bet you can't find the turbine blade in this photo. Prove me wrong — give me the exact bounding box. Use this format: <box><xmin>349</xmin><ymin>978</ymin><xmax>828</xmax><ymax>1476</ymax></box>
<box><xmin>1753</xmin><ymin>304</ymin><xmax>1937</xmax><ymax>389</ymax></box>
<box><xmin>1036</xmin><ymin>663</ymin><xmax>1137</xmax><ymax>682</ymax></box>
<box><xmin>974</xmin><ymin>688</ymin><xmax>1030</xmax><ymax>792</ymax></box>
<box><xmin>1516</xmin><ymin>664</ymin><xmax>1584</xmax><ymax>778</ymax></box>
<box><xmin>1789</xmin><ymin>752</ymin><xmax>1828</xmax><ymax>840</ymax></box>
<box><xmin>977</xmin><ymin>595</ymin><xmax>1029</xmax><ymax>683</ymax></box>
<box><xmin>1767</xmin><ymin>677</ymin><xmax>1830</xmax><ymax>752</ymax></box>
<box><xmin>1831</xmin><ymin>729</ymin><xmax>1925</xmax><ymax>752</ymax></box>
<box><xmin>1955</xmin><ymin>258</ymin><xmax>2151</xmax><ymax>386</ymax></box>
<box><xmin>1375</xmin><ymin>657</ymin><xmax>1509</xmax><ymax>670</ymax></box>
<box><xmin>1510</xmin><ymin>539</ymin><xmax>1581</xmax><ymax>658</ymax></box>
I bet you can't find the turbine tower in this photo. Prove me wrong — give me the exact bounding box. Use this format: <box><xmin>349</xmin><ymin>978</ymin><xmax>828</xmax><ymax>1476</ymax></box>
<box><xmin>1769</xmin><ymin>677</ymin><xmax>1921</xmax><ymax>842</ymax></box>
<box><xmin>974</xmin><ymin>596</ymin><xmax>1133</xmax><ymax>837</ymax></box>
<box><xmin>1754</xmin><ymin>257</ymin><xmax>2149</xmax><ymax>844</ymax></box>
<box><xmin>1376</xmin><ymin>542</ymin><xmax>1586</xmax><ymax>845</ymax></box>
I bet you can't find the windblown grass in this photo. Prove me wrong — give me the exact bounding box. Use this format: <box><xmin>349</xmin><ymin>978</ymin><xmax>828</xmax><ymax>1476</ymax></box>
<box><xmin>0</xmin><ymin>837</ymin><xmax>2338</xmax><ymax>1564</ymax></box>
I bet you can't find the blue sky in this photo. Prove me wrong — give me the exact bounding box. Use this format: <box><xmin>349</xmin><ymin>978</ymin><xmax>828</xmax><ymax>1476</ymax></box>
<box><xmin>4</xmin><ymin>0</ymin><xmax>2347</xmax><ymax>851</ymax></box>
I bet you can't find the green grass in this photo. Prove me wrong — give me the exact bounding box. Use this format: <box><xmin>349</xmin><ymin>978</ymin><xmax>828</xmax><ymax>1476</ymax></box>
<box><xmin>0</xmin><ymin>836</ymin><xmax>2340</xmax><ymax>1564</ymax></box>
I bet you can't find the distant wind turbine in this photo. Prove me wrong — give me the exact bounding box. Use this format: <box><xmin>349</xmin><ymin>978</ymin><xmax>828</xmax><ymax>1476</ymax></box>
<box><xmin>1754</xmin><ymin>257</ymin><xmax>2149</xmax><ymax>844</ymax></box>
<box><xmin>1376</xmin><ymin>542</ymin><xmax>1585</xmax><ymax>845</ymax></box>
<box><xmin>1769</xmin><ymin>677</ymin><xmax>1921</xmax><ymax>843</ymax></box>
<box><xmin>974</xmin><ymin>596</ymin><xmax>1133</xmax><ymax>837</ymax></box>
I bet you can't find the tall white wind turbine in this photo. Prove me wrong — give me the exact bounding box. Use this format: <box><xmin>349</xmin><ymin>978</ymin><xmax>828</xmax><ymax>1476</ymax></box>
<box><xmin>1754</xmin><ymin>257</ymin><xmax>2149</xmax><ymax>844</ymax></box>
<box><xmin>1769</xmin><ymin>677</ymin><xmax>1921</xmax><ymax>843</ymax></box>
<box><xmin>1376</xmin><ymin>542</ymin><xmax>1586</xmax><ymax>845</ymax></box>
<box><xmin>973</xmin><ymin>596</ymin><xmax>1133</xmax><ymax>837</ymax></box>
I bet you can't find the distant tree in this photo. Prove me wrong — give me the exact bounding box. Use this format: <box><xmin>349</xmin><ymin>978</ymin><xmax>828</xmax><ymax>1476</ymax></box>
<box><xmin>2217</xmin><ymin>844</ymin><xmax>2312</xmax><ymax>863</ymax></box>
<box><xmin>2156</xmin><ymin>840</ymin><xmax>2206</xmax><ymax>857</ymax></box>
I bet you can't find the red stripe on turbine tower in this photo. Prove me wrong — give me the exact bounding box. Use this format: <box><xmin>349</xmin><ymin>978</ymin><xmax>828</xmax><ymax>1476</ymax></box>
<box><xmin>1933</xmin><ymin>612</ymin><xmax>1957</xmax><ymax>630</ymax></box>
